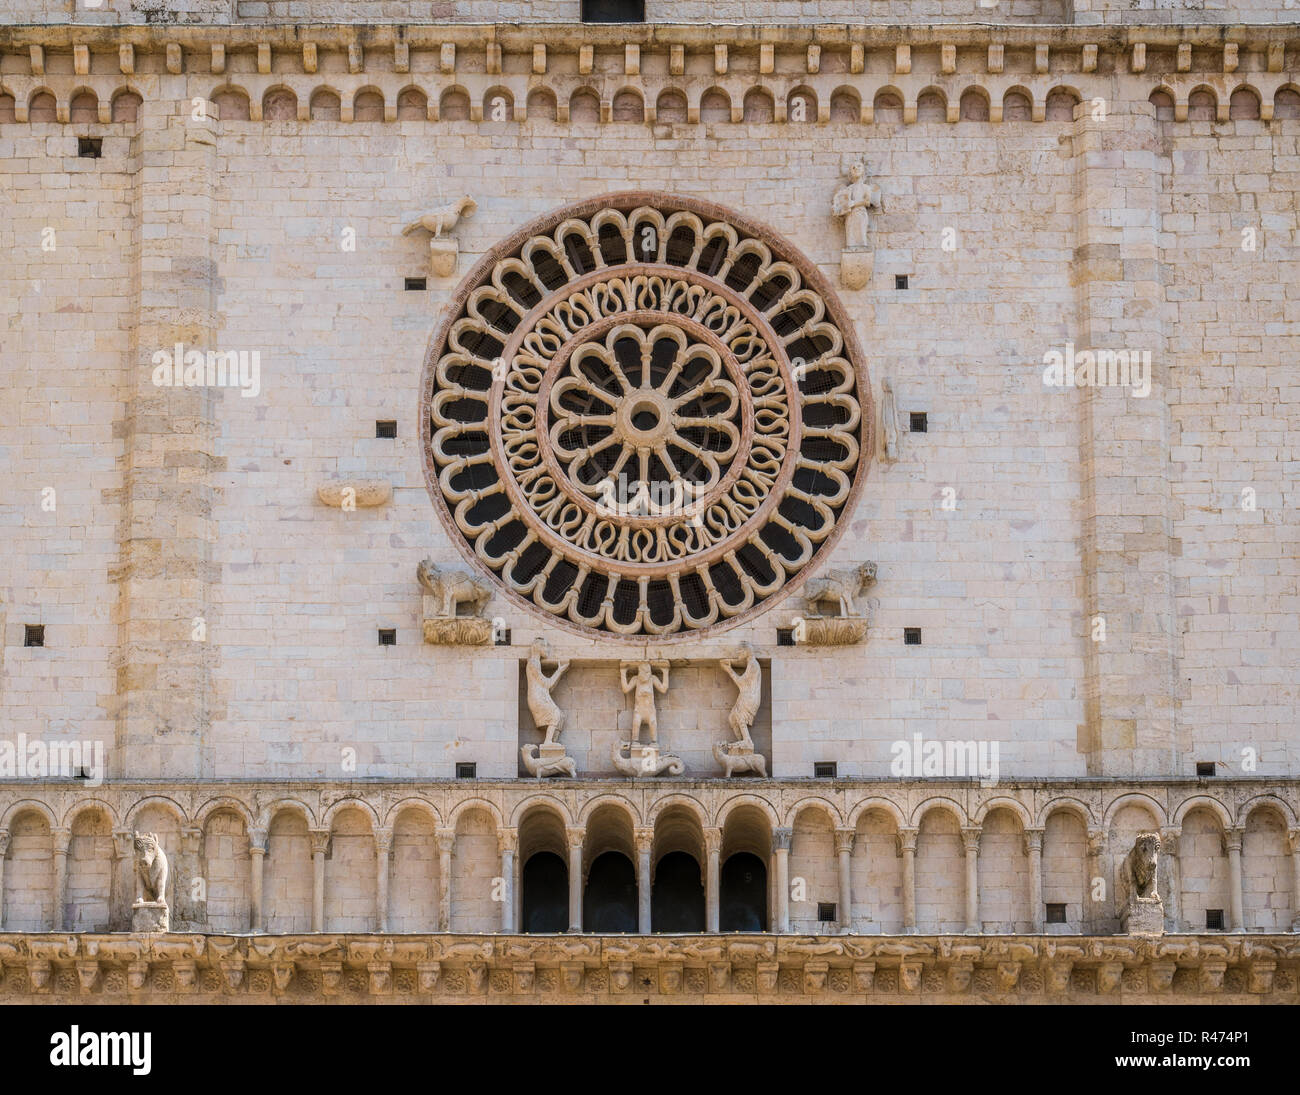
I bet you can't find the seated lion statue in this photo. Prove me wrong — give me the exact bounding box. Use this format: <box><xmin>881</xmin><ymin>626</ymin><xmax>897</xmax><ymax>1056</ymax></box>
<box><xmin>1118</xmin><ymin>831</ymin><xmax>1161</xmax><ymax>906</ymax></box>
<box><xmin>133</xmin><ymin>831</ymin><xmax>169</xmax><ymax>904</ymax></box>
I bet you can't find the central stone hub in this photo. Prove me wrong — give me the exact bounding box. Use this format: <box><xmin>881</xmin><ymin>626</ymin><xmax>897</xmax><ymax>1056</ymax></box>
<box><xmin>620</xmin><ymin>393</ymin><xmax>670</xmax><ymax>446</ymax></box>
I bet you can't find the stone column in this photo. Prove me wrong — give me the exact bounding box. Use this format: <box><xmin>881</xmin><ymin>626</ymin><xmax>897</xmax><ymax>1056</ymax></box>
<box><xmin>248</xmin><ymin>827</ymin><xmax>267</xmax><ymax>933</ymax></box>
<box><xmin>1072</xmin><ymin>98</ymin><xmax>1178</xmax><ymax>777</ymax></box>
<box><xmin>113</xmin><ymin>86</ymin><xmax>224</xmax><ymax>779</ymax></box>
<box><xmin>513</xmin><ymin>844</ymin><xmax>522</xmax><ymax>933</ymax></box>
<box><xmin>435</xmin><ymin>828</ymin><xmax>455</xmax><ymax>932</ymax></box>
<box><xmin>566</xmin><ymin>828</ymin><xmax>584</xmax><ymax>933</ymax></box>
<box><xmin>0</xmin><ymin>830</ymin><xmax>9</xmax><ymax>931</ymax></box>
<box><xmin>178</xmin><ymin>826</ymin><xmax>203</xmax><ymax>927</ymax></box>
<box><xmin>635</xmin><ymin>828</ymin><xmax>653</xmax><ymax>934</ymax></box>
<box><xmin>1087</xmin><ymin>829</ymin><xmax>1108</xmax><ymax>933</ymax></box>
<box><xmin>52</xmin><ymin>828</ymin><xmax>70</xmax><ymax>932</ymax></box>
<box><xmin>1225</xmin><ymin>827</ymin><xmax>1245</xmax><ymax>932</ymax></box>
<box><xmin>1026</xmin><ymin>828</ymin><xmax>1044</xmax><ymax>932</ymax></box>
<box><xmin>1159</xmin><ymin>827</ymin><xmax>1181</xmax><ymax>932</ymax></box>
<box><xmin>834</xmin><ymin>829</ymin><xmax>855</xmax><ymax>934</ymax></box>
<box><xmin>374</xmin><ymin>828</ymin><xmax>393</xmax><ymax>933</ymax></box>
<box><xmin>111</xmin><ymin>830</ymin><xmax>133</xmax><ymax>931</ymax></box>
<box><xmin>704</xmin><ymin>828</ymin><xmax>722</xmax><ymax>933</ymax></box>
<box><xmin>1290</xmin><ymin>829</ymin><xmax>1300</xmax><ymax>933</ymax></box>
<box><xmin>773</xmin><ymin>827</ymin><xmax>792</xmax><ymax>934</ymax></box>
<box><xmin>498</xmin><ymin>829</ymin><xmax>516</xmax><ymax>934</ymax></box>
<box><xmin>309</xmin><ymin>829</ymin><xmax>330</xmax><ymax>933</ymax></box>
<box><xmin>961</xmin><ymin>827</ymin><xmax>981</xmax><ymax>934</ymax></box>
<box><xmin>899</xmin><ymin>828</ymin><xmax>918</xmax><ymax>933</ymax></box>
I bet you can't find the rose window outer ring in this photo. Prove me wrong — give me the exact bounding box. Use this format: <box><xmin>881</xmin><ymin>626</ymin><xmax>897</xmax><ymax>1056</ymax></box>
<box><xmin>421</xmin><ymin>192</ymin><xmax>874</xmax><ymax>640</ymax></box>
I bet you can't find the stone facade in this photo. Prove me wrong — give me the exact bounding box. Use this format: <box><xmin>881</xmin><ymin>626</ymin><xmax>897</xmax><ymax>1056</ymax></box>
<box><xmin>0</xmin><ymin>0</ymin><xmax>1297</xmax><ymax>1004</ymax></box>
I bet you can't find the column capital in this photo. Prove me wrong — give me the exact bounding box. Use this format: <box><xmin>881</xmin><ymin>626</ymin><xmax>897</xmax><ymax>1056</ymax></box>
<box><xmin>960</xmin><ymin>827</ymin><xmax>982</xmax><ymax>853</ymax></box>
<box><xmin>772</xmin><ymin>827</ymin><xmax>793</xmax><ymax>852</ymax></box>
<box><xmin>897</xmin><ymin>827</ymin><xmax>919</xmax><ymax>854</ymax></box>
<box><xmin>1159</xmin><ymin>827</ymin><xmax>1181</xmax><ymax>855</ymax></box>
<box><xmin>497</xmin><ymin>828</ymin><xmax>518</xmax><ymax>855</ymax></box>
<box><xmin>1087</xmin><ymin>829</ymin><xmax>1107</xmax><ymax>857</ymax></box>
<box><xmin>1223</xmin><ymin>827</ymin><xmax>1244</xmax><ymax>854</ymax></box>
<box><xmin>248</xmin><ymin>828</ymin><xmax>268</xmax><ymax>854</ymax></box>
<box><xmin>181</xmin><ymin>826</ymin><xmax>203</xmax><ymax>855</ymax></box>
<box><xmin>112</xmin><ymin>829</ymin><xmax>133</xmax><ymax>860</ymax></box>
<box><xmin>566</xmin><ymin>827</ymin><xmax>585</xmax><ymax>851</ymax></box>
<box><xmin>308</xmin><ymin>828</ymin><xmax>331</xmax><ymax>855</ymax></box>
<box><xmin>1288</xmin><ymin>828</ymin><xmax>1300</xmax><ymax>854</ymax></box>
<box><xmin>435</xmin><ymin>828</ymin><xmax>456</xmax><ymax>853</ymax></box>
<box><xmin>1024</xmin><ymin>827</ymin><xmax>1044</xmax><ymax>854</ymax></box>
<box><xmin>834</xmin><ymin>829</ymin><xmax>855</xmax><ymax>855</ymax></box>
<box><xmin>50</xmin><ymin>827</ymin><xmax>71</xmax><ymax>853</ymax></box>
<box><xmin>704</xmin><ymin>827</ymin><xmax>723</xmax><ymax>855</ymax></box>
<box><xmin>375</xmin><ymin>827</ymin><xmax>394</xmax><ymax>855</ymax></box>
<box><xmin>634</xmin><ymin>828</ymin><xmax>654</xmax><ymax>854</ymax></box>
<box><xmin>0</xmin><ymin>829</ymin><xmax>9</xmax><ymax>856</ymax></box>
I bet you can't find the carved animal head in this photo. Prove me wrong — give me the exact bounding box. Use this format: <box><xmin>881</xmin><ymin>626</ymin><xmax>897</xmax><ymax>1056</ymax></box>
<box><xmin>416</xmin><ymin>557</ymin><xmax>441</xmax><ymax>591</ymax></box>
<box><xmin>1129</xmin><ymin>832</ymin><xmax>1161</xmax><ymax>895</ymax></box>
<box><xmin>133</xmin><ymin>831</ymin><xmax>160</xmax><ymax>859</ymax></box>
<box><xmin>859</xmin><ymin>561</ymin><xmax>878</xmax><ymax>588</ymax></box>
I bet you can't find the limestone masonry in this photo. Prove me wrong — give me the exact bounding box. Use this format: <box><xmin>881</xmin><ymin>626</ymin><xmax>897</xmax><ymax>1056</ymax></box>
<box><xmin>0</xmin><ymin>0</ymin><xmax>1296</xmax><ymax>1004</ymax></box>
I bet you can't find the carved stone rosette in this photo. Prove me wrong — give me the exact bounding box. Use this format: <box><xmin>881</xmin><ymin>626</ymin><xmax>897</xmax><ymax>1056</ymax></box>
<box><xmin>422</xmin><ymin>193</ymin><xmax>872</xmax><ymax>640</ymax></box>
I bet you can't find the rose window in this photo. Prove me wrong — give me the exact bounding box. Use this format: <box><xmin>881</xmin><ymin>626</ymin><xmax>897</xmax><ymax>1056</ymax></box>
<box><xmin>422</xmin><ymin>194</ymin><xmax>870</xmax><ymax>637</ymax></box>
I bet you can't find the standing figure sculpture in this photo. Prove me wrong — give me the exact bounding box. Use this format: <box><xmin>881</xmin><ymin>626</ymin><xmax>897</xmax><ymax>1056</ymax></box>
<box><xmin>613</xmin><ymin>660</ymin><xmax>683</xmax><ymax>777</ymax></box>
<box><xmin>520</xmin><ymin>639</ymin><xmax>576</xmax><ymax>778</ymax></box>
<box><xmin>621</xmin><ymin>661</ymin><xmax>669</xmax><ymax>745</ymax></box>
<box><xmin>880</xmin><ymin>375</ymin><xmax>899</xmax><ymax>462</ymax></box>
<box><xmin>720</xmin><ymin>645</ymin><xmax>761</xmax><ymax>750</ymax></box>
<box><xmin>716</xmin><ymin>645</ymin><xmax>767</xmax><ymax>777</ymax></box>
<box><xmin>525</xmin><ymin>639</ymin><xmax>569</xmax><ymax>745</ymax></box>
<box><xmin>832</xmin><ymin>161</ymin><xmax>882</xmax><ymax>250</ymax></box>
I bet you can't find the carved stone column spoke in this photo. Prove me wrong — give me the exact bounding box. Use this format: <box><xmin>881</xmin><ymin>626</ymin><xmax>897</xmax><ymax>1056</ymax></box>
<box><xmin>834</xmin><ymin>829</ymin><xmax>854</xmax><ymax>934</ymax></box>
<box><xmin>773</xmin><ymin>827</ymin><xmax>792</xmax><ymax>934</ymax></box>
<box><xmin>635</xmin><ymin>828</ymin><xmax>653</xmax><ymax>935</ymax></box>
<box><xmin>566</xmin><ymin>828</ymin><xmax>584</xmax><ymax>933</ymax></box>
<box><xmin>248</xmin><ymin>827</ymin><xmax>267</xmax><ymax>933</ymax></box>
<box><xmin>898</xmin><ymin>828</ymin><xmax>918</xmax><ymax>934</ymax></box>
<box><xmin>1025</xmin><ymin>828</ymin><xmax>1044</xmax><ymax>933</ymax></box>
<box><xmin>308</xmin><ymin>828</ymin><xmax>330</xmax><ymax>933</ymax></box>
<box><xmin>961</xmin><ymin>827</ymin><xmax>981</xmax><ymax>934</ymax></box>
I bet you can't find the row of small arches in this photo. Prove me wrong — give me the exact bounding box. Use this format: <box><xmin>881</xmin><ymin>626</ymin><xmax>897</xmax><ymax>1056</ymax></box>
<box><xmin>6</xmin><ymin>83</ymin><xmax>1299</xmax><ymax>126</ymax></box>
<box><xmin>2</xmin><ymin>788</ymin><xmax>1295</xmax><ymax>834</ymax></box>
<box><xmin>1</xmin><ymin>794</ymin><xmax>1295</xmax><ymax>936</ymax></box>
